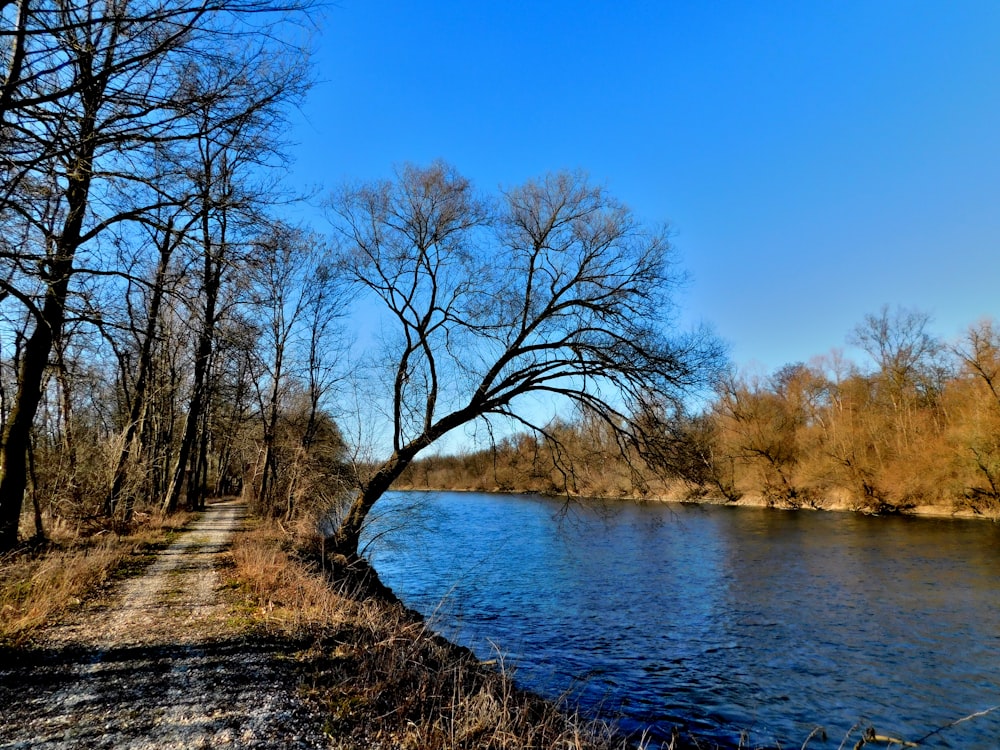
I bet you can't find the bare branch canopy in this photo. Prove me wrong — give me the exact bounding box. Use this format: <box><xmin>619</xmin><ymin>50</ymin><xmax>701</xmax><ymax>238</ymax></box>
<box><xmin>325</xmin><ymin>162</ymin><xmax>724</xmax><ymax>559</ymax></box>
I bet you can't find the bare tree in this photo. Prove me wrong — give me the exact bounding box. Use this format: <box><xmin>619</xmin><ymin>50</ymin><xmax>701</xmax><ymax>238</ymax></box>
<box><xmin>325</xmin><ymin>163</ymin><xmax>723</xmax><ymax>563</ymax></box>
<box><xmin>948</xmin><ymin>319</ymin><xmax>1000</xmax><ymax>511</ymax></box>
<box><xmin>244</xmin><ymin>223</ymin><xmax>338</xmax><ymax>514</ymax></box>
<box><xmin>954</xmin><ymin>319</ymin><xmax>1000</xmax><ymax>409</ymax></box>
<box><xmin>849</xmin><ymin>305</ymin><xmax>947</xmax><ymax>412</ymax></box>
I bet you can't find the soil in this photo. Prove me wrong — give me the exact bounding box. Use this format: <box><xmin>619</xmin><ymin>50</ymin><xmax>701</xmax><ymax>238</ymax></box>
<box><xmin>0</xmin><ymin>500</ymin><xmax>334</xmax><ymax>749</ymax></box>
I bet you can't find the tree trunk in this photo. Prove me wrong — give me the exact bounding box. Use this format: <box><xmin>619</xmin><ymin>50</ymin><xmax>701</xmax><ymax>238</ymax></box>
<box><xmin>0</xmin><ymin>134</ymin><xmax>93</xmax><ymax>550</ymax></box>
<box><xmin>327</xmin><ymin>403</ymin><xmax>482</xmax><ymax>562</ymax></box>
<box><xmin>0</xmin><ymin>248</ymin><xmax>79</xmax><ymax>550</ymax></box>
<box><xmin>163</xmin><ymin>379</ymin><xmax>204</xmax><ymax>513</ymax></box>
<box><xmin>105</xmin><ymin>224</ymin><xmax>176</xmax><ymax>516</ymax></box>
<box><xmin>53</xmin><ymin>340</ymin><xmax>81</xmax><ymax>506</ymax></box>
<box><xmin>163</xmin><ymin>331</ymin><xmax>211</xmax><ymax>513</ymax></box>
<box><xmin>27</xmin><ymin>434</ymin><xmax>43</xmax><ymax>540</ymax></box>
<box><xmin>163</xmin><ymin>189</ymin><xmax>220</xmax><ymax>513</ymax></box>
<box><xmin>329</xmin><ymin>446</ymin><xmax>425</xmax><ymax>559</ymax></box>
<box><xmin>257</xmin><ymin>363</ymin><xmax>282</xmax><ymax>513</ymax></box>
<box><xmin>194</xmin><ymin>404</ymin><xmax>211</xmax><ymax>510</ymax></box>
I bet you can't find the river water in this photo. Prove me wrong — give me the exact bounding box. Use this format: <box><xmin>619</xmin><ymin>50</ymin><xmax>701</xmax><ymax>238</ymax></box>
<box><xmin>360</xmin><ymin>490</ymin><xmax>1000</xmax><ymax>748</ymax></box>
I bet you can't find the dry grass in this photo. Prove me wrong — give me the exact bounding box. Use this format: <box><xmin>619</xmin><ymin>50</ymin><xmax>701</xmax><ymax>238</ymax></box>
<box><xmin>0</xmin><ymin>542</ymin><xmax>123</xmax><ymax>646</ymax></box>
<box><xmin>300</xmin><ymin>603</ymin><xmax>631</xmax><ymax>750</ymax></box>
<box><xmin>228</xmin><ymin>522</ymin><xmax>349</xmax><ymax>633</ymax></box>
<box><xmin>0</xmin><ymin>510</ymin><xmax>194</xmax><ymax>647</ymax></box>
<box><xmin>227</xmin><ymin>521</ymin><xmax>640</xmax><ymax>750</ymax></box>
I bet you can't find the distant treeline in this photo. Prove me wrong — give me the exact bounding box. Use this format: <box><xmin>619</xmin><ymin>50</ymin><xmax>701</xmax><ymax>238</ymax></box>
<box><xmin>400</xmin><ymin>307</ymin><xmax>1000</xmax><ymax>516</ymax></box>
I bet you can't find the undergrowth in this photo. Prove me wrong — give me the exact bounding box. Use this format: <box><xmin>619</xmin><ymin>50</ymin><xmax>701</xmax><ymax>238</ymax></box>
<box><xmin>0</xmin><ymin>510</ymin><xmax>194</xmax><ymax>647</ymax></box>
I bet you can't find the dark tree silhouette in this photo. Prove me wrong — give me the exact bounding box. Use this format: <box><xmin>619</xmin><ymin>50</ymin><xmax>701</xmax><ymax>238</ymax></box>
<box><xmin>325</xmin><ymin>163</ymin><xmax>723</xmax><ymax>562</ymax></box>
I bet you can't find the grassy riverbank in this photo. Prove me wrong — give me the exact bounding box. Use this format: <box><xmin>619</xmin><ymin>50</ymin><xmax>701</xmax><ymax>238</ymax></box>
<box><xmin>227</xmin><ymin>520</ymin><xmax>645</xmax><ymax>749</ymax></box>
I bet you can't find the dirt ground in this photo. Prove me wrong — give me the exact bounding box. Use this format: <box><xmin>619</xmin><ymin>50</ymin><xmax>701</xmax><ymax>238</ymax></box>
<box><xmin>0</xmin><ymin>501</ymin><xmax>334</xmax><ymax>749</ymax></box>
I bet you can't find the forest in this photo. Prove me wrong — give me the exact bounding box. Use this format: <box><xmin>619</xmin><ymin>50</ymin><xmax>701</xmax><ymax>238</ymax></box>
<box><xmin>400</xmin><ymin>307</ymin><xmax>1000</xmax><ymax>519</ymax></box>
<box><xmin>0</xmin><ymin>0</ymin><xmax>343</xmax><ymax>554</ymax></box>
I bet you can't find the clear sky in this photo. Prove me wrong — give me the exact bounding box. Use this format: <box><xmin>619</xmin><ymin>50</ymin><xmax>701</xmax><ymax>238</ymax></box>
<box><xmin>287</xmin><ymin>0</ymin><xmax>1000</xmax><ymax>375</ymax></box>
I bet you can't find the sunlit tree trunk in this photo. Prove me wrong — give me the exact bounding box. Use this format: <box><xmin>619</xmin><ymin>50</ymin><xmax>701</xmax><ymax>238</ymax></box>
<box><xmin>0</xmin><ymin>110</ymin><xmax>96</xmax><ymax>550</ymax></box>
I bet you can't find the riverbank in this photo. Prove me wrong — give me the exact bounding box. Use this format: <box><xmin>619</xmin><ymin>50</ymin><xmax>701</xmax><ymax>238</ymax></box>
<box><xmin>2</xmin><ymin>501</ymin><xmax>746</xmax><ymax>749</ymax></box>
<box><xmin>394</xmin><ymin>481</ymin><xmax>1000</xmax><ymax>522</ymax></box>
<box><xmin>229</xmin><ymin>518</ymin><xmax>644</xmax><ymax>749</ymax></box>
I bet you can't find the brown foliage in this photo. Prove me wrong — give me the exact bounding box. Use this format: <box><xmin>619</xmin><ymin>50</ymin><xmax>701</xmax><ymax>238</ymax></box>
<box><xmin>400</xmin><ymin>313</ymin><xmax>1000</xmax><ymax>519</ymax></box>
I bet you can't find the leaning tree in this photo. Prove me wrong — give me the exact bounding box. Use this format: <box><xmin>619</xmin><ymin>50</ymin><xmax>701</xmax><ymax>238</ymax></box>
<box><xmin>325</xmin><ymin>162</ymin><xmax>723</xmax><ymax>562</ymax></box>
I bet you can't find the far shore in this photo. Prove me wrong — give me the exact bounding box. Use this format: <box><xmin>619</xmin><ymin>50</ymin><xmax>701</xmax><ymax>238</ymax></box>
<box><xmin>393</xmin><ymin>484</ymin><xmax>1000</xmax><ymax>522</ymax></box>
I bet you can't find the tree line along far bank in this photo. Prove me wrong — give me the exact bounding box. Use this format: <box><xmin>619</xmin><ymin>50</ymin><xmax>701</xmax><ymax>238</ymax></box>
<box><xmin>400</xmin><ymin>307</ymin><xmax>1000</xmax><ymax>519</ymax></box>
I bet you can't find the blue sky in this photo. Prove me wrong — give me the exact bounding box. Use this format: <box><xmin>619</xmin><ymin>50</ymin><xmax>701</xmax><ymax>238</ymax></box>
<box><xmin>287</xmin><ymin>1</ymin><xmax>1000</xmax><ymax>375</ymax></box>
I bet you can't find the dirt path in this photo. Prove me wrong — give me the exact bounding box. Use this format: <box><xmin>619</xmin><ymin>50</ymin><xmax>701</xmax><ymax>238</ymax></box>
<box><xmin>0</xmin><ymin>501</ymin><xmax>333</xmax><ymax>749</ymax></box>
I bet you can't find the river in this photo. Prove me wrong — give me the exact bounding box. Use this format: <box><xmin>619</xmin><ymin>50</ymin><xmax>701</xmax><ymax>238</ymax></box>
<box><xmin>360</xmin><ymin>490</ymin><xmax>1000</xmax><ymax>748</ymax></box>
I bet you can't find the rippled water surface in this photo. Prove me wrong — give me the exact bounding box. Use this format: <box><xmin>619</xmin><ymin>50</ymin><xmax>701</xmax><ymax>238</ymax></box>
<box><xmin>361</xmin><ymin>491</ymin><xmax>1000</xmax><ymax>748</ymax></box>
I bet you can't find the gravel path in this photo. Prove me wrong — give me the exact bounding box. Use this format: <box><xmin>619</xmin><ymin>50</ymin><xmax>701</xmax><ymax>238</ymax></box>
<box><xmin>0</xmin><ymin>501</ymin><xmax>334</xmax><ymax>750</ymax></box>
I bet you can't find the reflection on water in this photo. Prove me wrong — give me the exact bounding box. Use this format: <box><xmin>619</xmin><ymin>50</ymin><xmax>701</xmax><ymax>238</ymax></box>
<box><xmin>362</xmin><ymin>491</ymin><xmax>1000</xmax><ymax>748</ymax></box>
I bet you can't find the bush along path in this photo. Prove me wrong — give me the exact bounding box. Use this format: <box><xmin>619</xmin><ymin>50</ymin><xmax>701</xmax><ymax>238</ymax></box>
<box><xmin>0</xmin><ymin>500</ymin><xmax>333</xmax><ymax>750</ymax></box>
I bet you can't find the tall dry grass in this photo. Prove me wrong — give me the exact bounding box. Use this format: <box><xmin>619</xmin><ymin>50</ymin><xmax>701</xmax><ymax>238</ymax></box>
<box><xmin>0</xmin><ymin>510</ymin><xmax>193</xmax><ymax>647</ymax></box>
<box><xmin>228</xmin><ymin>522</ymin><xmax>349</xmax><ymax>633</ymax></box>
<box><xmin>227</xmin><ymin>521</ymin><xmax>642</xmax><ymax>750</ymax></box>
<box><xmin>0</xmin><ymin>542</ymin><xmax>123</xmax><ymax>646</ymax></box>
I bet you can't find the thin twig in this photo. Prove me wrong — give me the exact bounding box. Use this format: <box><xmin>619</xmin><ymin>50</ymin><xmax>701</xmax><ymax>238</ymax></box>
<box><xmin>912</xmin><ymin>705</ymin><xmax>1000</xmax><ymax>745</ymax></box>
<box><xmin>800</xmin><ymin>725</ymin><xmax>826</xmax><ymax>749</ymax></box>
